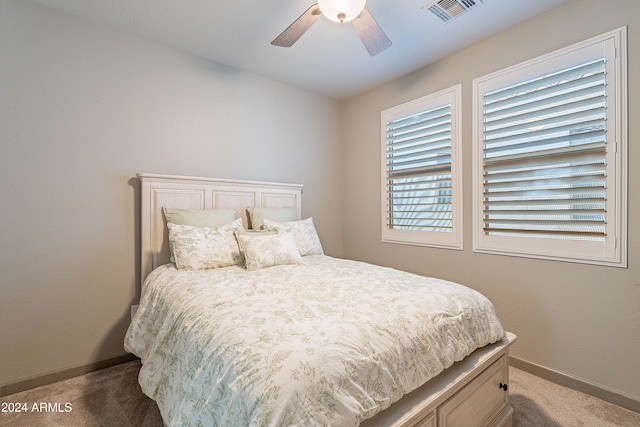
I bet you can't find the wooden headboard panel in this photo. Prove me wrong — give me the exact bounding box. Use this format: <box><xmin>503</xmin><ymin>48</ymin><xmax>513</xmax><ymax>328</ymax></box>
<box><xmin>138</xmin><ymin>173</ymin><xmax>303</xmax><ymax>284</ymax></box>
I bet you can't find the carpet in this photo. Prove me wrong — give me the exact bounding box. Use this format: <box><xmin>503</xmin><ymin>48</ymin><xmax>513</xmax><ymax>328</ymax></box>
<box><xmin>1</xmin><ymin>361</ymin><xmax>639</xmax><ymax>426</ymax></box>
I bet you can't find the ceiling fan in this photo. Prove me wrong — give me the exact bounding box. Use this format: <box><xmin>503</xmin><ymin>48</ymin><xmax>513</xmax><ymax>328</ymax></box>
<box><xmin>271</xmin><ymin>0</ymin><xmax>392</xmax><ymax>57</ymax></box>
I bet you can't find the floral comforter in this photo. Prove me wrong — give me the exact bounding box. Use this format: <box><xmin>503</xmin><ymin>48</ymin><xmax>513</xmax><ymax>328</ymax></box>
<box><xmin>124</xmin><ymin>255</ymin><xmax>505</xmax><ymax>426</ymax></box>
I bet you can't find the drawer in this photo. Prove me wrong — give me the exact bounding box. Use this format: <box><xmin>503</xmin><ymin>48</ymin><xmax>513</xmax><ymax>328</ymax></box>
<box><xmin>437</xmin><ymin>355</ymin><xmax>509</xmax><ymax>427</ymax></box>
<box><xmin>414</xmin><ymin>411</ymin><xmax>436</xmax><ymax>427</ymax></box>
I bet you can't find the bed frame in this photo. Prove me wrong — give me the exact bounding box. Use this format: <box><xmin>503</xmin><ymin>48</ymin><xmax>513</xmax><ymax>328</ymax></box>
<box><xmin>137</xmin><ymin>172</ymin><xmax>516</xmax><ymax>427</ymax></box>
<box><xmin>138</xmin><ymin>173</ymin><xmax>303</xmax><ymax>286</ymax></box>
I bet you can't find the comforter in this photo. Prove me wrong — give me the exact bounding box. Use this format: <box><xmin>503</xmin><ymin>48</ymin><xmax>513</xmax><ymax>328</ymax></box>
<box><xmin>124</xmin><ymin>255</ymin><xmax>504</xmax><ymax>426</ymax></box>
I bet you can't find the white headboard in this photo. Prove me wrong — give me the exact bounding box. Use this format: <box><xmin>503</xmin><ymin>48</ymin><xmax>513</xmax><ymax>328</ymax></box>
<box><xmin>138</xmin><ymin>173</ymin><xmax>303</xmax><ymax>284</ymax></box>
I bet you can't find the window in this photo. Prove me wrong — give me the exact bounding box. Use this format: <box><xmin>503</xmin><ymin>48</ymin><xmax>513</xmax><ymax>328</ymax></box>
<box><xmin>382</xmin><ymin>85</ymin><xmax>462</xmax><ymax>249</ymax></box>
<box><xmin>472</xmin><ymin>28</ymin><xmax>627</xmax><ymax>266</ymax></box>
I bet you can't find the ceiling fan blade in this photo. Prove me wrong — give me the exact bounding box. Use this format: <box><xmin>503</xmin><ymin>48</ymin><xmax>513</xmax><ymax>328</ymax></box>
<box><xmin>271</xmin><ymin>4</ymin><xmax>322</xmax><ymax>48</ymax></box>
<box><xmin>351</xmin><ymin>7</ymin><xmax>392</xmax><ymax>56</ymax></box>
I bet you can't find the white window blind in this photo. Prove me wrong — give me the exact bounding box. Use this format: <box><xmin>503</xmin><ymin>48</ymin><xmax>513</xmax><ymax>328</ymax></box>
<box><xmin>382</xmin><ymin>85</ymin><xmax>462</xmax><ymax>249</ymax></box>
<box><xmin>386</xmin><ymin>104</ymin><xmax>452</xmax><ymax>232</ymax></box>
<box><xmin>482</xmin><ymin>58</ymin><xmax>607</xmax><ymax>241</ymax></box>
<box><xmin>472</xmin><ymin>28</ymin><xmax>627</xmax><ymax>267</ymax></box>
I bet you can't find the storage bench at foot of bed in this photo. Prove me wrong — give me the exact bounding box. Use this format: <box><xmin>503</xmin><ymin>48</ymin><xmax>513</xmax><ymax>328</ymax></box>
<box><xmin>361</xmin><ymin>332</ymin><xmax>516</xmax><ymax>427</ymax></box>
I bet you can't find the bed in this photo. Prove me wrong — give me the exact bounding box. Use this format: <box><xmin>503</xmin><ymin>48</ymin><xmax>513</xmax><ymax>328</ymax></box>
<box><xmin>125</xmin><ymin>173</ymin><xmax>516</xmax><ymax>427</ymax></box>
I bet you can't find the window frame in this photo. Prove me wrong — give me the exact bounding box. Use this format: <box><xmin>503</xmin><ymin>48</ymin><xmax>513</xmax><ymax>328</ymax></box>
<box><xmin>472</xmin><ymin>28</ymin><xmax>628</xmax><ymax>267</ymax></box>
<box><xmin>381</xmin><ymin>84</ymin><xmax>463</xmax><ymax>250</ymax></box>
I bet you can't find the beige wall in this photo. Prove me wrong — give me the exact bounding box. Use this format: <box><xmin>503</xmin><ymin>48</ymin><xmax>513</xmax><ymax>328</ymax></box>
<box><xmin>0</xmin><ymin>0</ymin><xmax>343</xmax><ymax>388</ymax></box>
<box><xmin>341</xmin><ymin>0</ymin><xmax>640</xmax><ymax>401</ymax></box>
<box><xmin>2</xmin><ymin>0</ymin><xmax>639</xmax><ymax>406</ymax></box>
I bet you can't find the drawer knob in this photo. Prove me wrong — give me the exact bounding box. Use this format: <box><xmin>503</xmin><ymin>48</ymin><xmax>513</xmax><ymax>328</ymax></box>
<box><xmin>499</xmin><ymin>382</ymin><xmax>508</xmax><ymax>391</ymax></box>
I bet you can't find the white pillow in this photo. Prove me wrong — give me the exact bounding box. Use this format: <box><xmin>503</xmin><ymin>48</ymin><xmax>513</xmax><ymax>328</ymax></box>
<box><xmin>247</xmin><ymin>207</ymin><xmax>298</xmax><ymax>230</ymax></box>
<box><xmin>263</xmin><ymin>217</ymin><xmax>323</xmax><ymax>256</ymax></box>
<box><xmin>163</xmin><ymin>207</ymin><xmax>237</xmax><ymax>262</ymax></box>
<box><xmin>234</xmin><ymin>229</ymin><xmax>277</xmax><ymax>257</ymax></box>
<box><xmin>167</xmin><ymin>219</ymin><xmax>243</xmax><ymax>270</ymax></box>
<box><xmin>237</xmin><ymin>233</ymin><xmax>302</xmax><ymax>271</ymax></box>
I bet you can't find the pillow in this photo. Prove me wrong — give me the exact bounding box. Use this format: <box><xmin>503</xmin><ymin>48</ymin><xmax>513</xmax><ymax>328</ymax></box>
<box><xmin>247</xmin><ymin>207</ymin><xmax>298</xmax><ymax>230</ymax></box>
<box><xmin>234</xmin><ymin>228</ymin><xmax>277</xmax><ymax>257</ymax></box>
<box><xmin>167</xmin><ymin>219</ymin><xmax>243</xmax><ymax>270</ymax></box>
<box><xmin>263</xmin><ymin>217</ymin><xmax>323</xmax><ymax>256</ymax></box>
<box><xmin>163</xmin><ymin>207</ymin><xmax>237</xmax><ymax>262</ymax></box>
<box><xmin>237</xmin><ymin>232</ymin><xmax>302</xmax><ymax>271</ymax></box>
<box><xmin>163</xmin><ymin>207</ymin><xmax>236</xmax><ymax>227</ymax></box>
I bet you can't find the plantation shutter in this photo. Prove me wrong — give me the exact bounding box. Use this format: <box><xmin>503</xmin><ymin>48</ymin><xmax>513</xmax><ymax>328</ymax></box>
<box><xmin>481</xmin><ymin>58</ymin><xmax>607</xmax><ymax>241</ymax></box>
<box><xmin>385</xmin><ymin>104</ymin><xmax>453</xmax><ymax>232</ymax></box>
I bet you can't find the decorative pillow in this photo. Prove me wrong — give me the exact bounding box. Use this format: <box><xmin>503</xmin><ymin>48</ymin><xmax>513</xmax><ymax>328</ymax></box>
<box><xmin>163</xmin><ymin>207</ymin><xmax>237</xmax><ymax>262</ymax></box>
<box><xmin>167</xmin><ymin>219</ymin><xmax>243</xmax><ymax>270</ymax></box>
<box><xmin>247</xmin><ymin>207</ymin><xmax>298</xmax><ymax>230</ymax></box>
<box><xmin>234</xmin><ymin>228</ymin><xmax>277</xmax><ymax>257</ymax></box>
<box><xmin>237</xmin><ymin>232</ymin><xmax>302</xmax><ymax>271</ymax></box>
<box><xmin>263</xmin><ymin>217</ymin><xmax>324</xmax><ymax>256</ymax></box>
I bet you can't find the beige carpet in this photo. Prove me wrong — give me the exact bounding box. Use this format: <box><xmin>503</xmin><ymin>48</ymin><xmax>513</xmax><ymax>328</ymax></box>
<box><xmin>1</xmin><ymin>360</ymin><xmax>639</xmax><ymax>426</ymax></box>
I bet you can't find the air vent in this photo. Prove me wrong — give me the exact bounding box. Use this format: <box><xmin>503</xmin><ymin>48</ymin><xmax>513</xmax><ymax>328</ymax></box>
<box><xmin>424</xmin><ymin>0</ymin><xmax>484</xmax><ymax>23</ymax></box>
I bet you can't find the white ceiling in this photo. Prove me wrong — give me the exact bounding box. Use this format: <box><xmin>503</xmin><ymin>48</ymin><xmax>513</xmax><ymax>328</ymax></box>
<box><xmin>30</xmin><ymin>0</ymin><xmax>572</xmax><ymax>100</ymax></box>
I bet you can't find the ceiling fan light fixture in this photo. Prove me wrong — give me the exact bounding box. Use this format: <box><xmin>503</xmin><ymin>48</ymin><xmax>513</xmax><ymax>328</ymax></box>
<box><xmin>318</xmin><ymin>0</ymin><xmax>367</xmax><ymax>23</ymax></box>
<box><xmin>272</xmin><ymin>0</ymin><xmax>391</xmax><ymax>57</ymax></box>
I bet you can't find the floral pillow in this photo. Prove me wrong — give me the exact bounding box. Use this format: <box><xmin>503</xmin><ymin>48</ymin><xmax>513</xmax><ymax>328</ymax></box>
<box><xmin>163</xmin><ymin>207</ymin><xmax>236</xmax><ymax>263</ymax></box>
<box><xmin>167</xmin><ymin>219</ymin><xmax>243</xmax><ymax>270</ymax></box>
<box><xmin>234</xmin><ymin>229</ymin><xmax>277</xmax><ymax>257</ymax></box>
<box><xmin>263</xmin><ymin>217</ymin><xmax>324</xmax><ymax>256</ymax></box>
<box><xmin>236</xmin><ymin>233</ymin><xmax>302</xmax><ymax>271</ymax></box>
